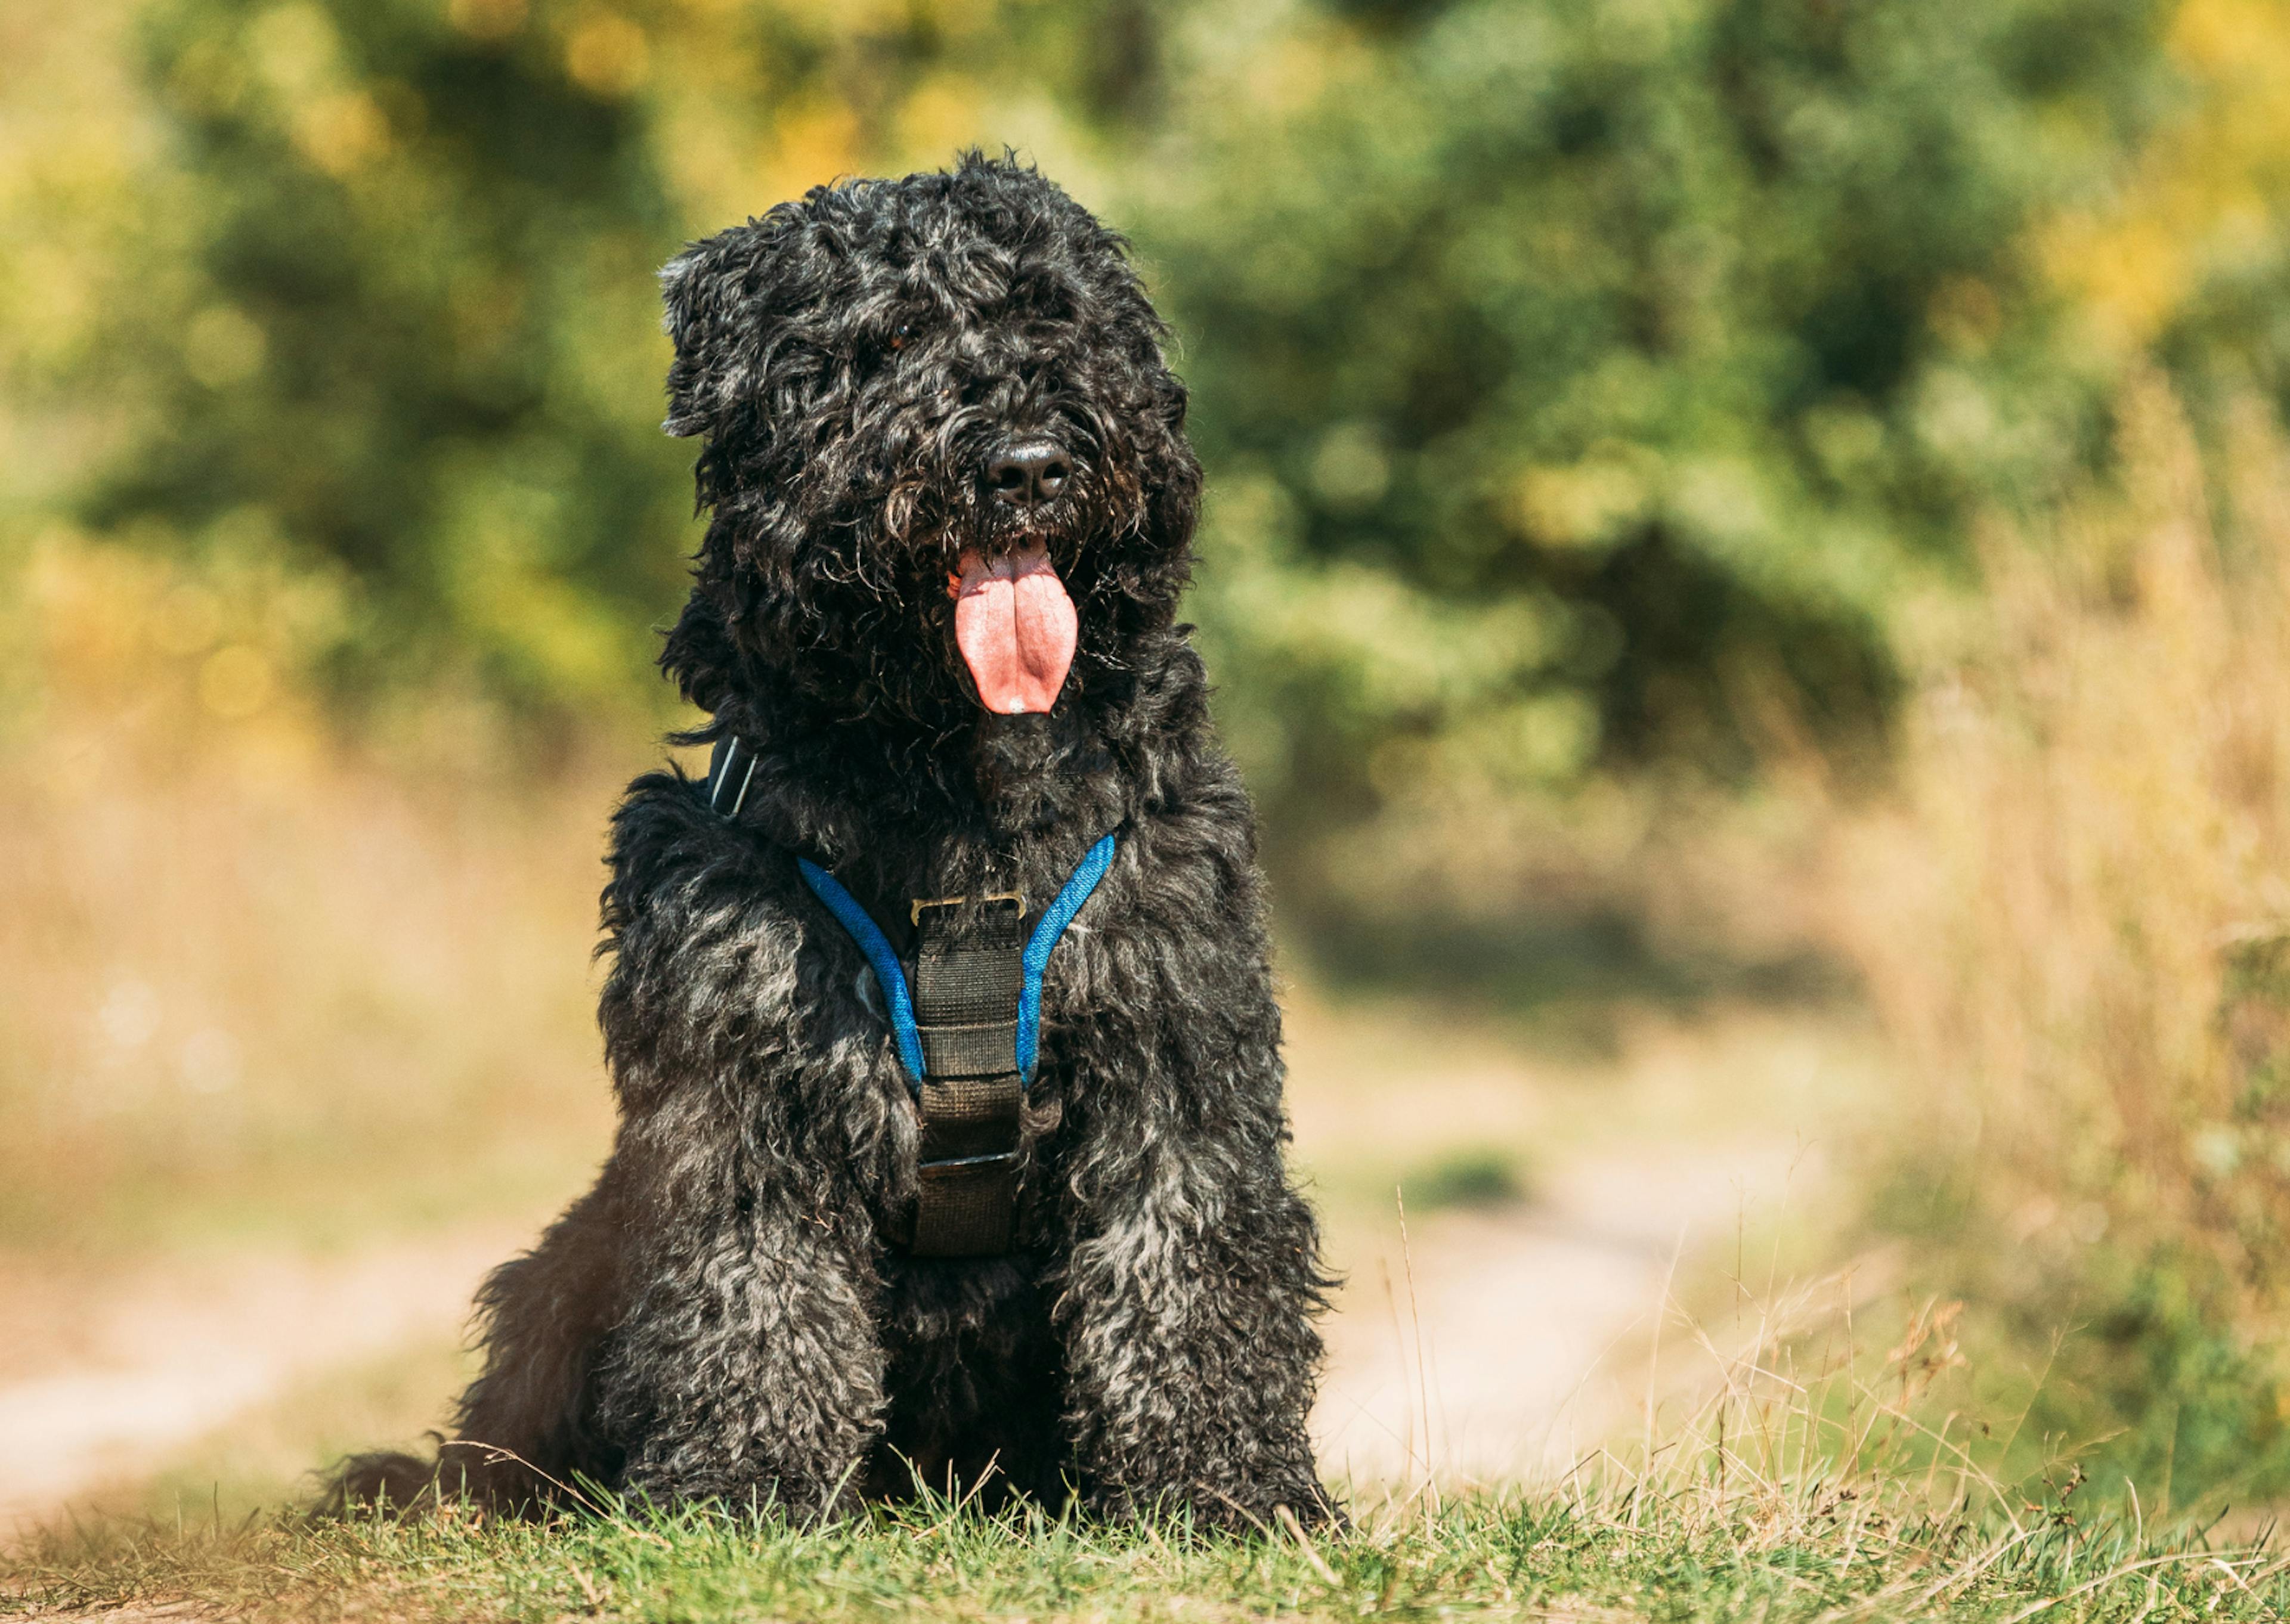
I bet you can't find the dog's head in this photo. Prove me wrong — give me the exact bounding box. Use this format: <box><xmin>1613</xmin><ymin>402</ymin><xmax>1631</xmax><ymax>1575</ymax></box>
<box><xmin>657</xmin><ymin>152</ymin><xmax>1201</xmax><ymax>741</ymax></box>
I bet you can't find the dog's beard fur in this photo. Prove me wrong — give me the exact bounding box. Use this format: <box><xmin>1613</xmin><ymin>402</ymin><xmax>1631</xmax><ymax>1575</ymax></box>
<box><xmin>968</xmin><ymin>709</ymin><xmax>1107</xmax><ymax>835</ymax></box>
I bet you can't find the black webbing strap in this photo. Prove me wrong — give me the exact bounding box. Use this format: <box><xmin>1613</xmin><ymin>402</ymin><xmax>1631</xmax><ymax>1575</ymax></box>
<box><xmin>708</xmin><ymin>735</ymin><xmax>1035</xmax><ymax>1258</ymax></box>
<box><xmin>907</xmin><ymin>895</ymin><xmax>1026</xmax><ymax>1257</ymax></box>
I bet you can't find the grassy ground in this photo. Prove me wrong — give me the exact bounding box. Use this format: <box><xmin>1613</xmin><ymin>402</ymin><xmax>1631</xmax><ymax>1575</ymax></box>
<box><xmin>11</xmin><ymin>1173</ymin><xmax>2276</xmax><ymax>1622</ymax></box>
<box><xmin>8</xmin><ymin>1486</ymin><xmax>2287</xmax><ymax>1622</ymax></box>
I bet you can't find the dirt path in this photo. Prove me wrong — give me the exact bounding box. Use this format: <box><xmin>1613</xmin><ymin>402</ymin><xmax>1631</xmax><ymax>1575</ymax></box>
<box><xmin>0</xmin><ymin>1229</ymin><xmax>525</xmax><ymax>1538</ymax></box>
<box><xmin>1311</xmin><ymin>1137</ymin><xmax>1809</xmax><ymax>1489</ymax></box>
<box><xmin>0</xmin><ymin>1137</ymin><xmax>1805</xmax><ymax>1538</ymax></box>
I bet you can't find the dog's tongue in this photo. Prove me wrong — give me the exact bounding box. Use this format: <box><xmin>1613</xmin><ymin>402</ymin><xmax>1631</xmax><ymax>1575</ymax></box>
<box><xmin>951</xmin><ymin>546</ymin><xmax>1076</xmax><ymax>714</ymax></box>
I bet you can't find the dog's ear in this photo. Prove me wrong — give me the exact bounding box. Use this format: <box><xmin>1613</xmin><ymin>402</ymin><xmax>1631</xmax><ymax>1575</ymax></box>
<box><xmin>659</xmin><ymin>218</ymin><xmax>782</xmax><ymax>441</ymax></box>
<box><xmin>659</xmin><ymin>583</ymin><xmax>739</xmax><ymax>713</ymax></box>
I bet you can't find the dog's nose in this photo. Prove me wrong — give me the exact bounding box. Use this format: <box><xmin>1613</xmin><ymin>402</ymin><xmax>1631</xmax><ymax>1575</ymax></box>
<box><xmin>986</xmin><ymin>441</ymin><xmax>1072</xmax><ymax>509</ymax></box>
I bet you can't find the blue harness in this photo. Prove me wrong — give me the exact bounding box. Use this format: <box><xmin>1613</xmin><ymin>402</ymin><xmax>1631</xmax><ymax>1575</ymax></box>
<box><xmin>794</xmin><ymin>834</ymin><xmax>1116</xmax><ymax>1089</ymax></box>
<box><xmin>707</xmin><ymin>734</ymin><xmax>1116</xmax><ymax>1256</ymax></box>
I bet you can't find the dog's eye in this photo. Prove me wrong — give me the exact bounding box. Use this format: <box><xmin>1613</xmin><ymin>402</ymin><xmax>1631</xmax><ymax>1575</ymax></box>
<box><xmin>889</xmin><ymin>324</ymin><xmax>914</xmax><ymax>352</ymax></box>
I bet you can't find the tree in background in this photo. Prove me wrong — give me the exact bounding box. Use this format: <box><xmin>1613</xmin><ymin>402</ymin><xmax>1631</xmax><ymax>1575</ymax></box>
<box><xmin>100</xmin><ymin>0</ymin><xmax>697</xmax><ymax>709</ymax></box>
<box><xmin>31</xmin><ymin>0</ymin><xmax>2175</xmax><ymax>765</ymax></box>
<box><xmin>53</xmin><ymin>0</ymin><xmax>1135</xmax><ymax>717</ymax></box>
<box><xmin>7</xmin><ymin>0</ymin><xmax>2192</xmax><ymax>820</ymax></box>
<box><xmin>1138</xmin><ymin>0</ymin><xmax>2167</xmax><ymax>872</ymax></box>
<box><xmin>2043</xmin><ymin>0</ymin><xmax>2290</xmax><ymax>455</ymax></box>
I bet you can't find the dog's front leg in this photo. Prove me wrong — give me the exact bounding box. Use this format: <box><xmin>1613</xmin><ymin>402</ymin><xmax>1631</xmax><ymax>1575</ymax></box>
<box><xmin>1057</xmin><ymin>1024</ymin><xmax>1335</xmax><ymax>1530</ymax></box>
<box><xmin>591</xmin><ymin>794</ymin><xmax>892</xmax><ymax>1517</ymax></box>
<box><xmin>596</xmin><ymin>1099</ymin><xmax>887</xmax><ymax>1517</ymax></box>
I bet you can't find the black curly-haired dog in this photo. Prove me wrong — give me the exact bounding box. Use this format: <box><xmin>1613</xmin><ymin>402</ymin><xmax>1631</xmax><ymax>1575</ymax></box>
<box><xmin>331</xmin><ymin>154</ymin><xmax>1334</xmax><ymax>1529</ymax></box>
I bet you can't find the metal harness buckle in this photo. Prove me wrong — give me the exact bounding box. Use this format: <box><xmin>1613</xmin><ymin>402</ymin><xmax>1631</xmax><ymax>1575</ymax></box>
<box><xmin>910</xmin><ymin>890</ymin><xmax>1024</xmax><ymax>926</ymax></box>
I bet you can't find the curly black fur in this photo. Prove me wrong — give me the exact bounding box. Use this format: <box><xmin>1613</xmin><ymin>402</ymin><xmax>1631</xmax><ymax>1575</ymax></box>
<box><xmin>327</xmin><ymin>153</ymin><xmax>1335</xmax><ymax>1530</ymax></box>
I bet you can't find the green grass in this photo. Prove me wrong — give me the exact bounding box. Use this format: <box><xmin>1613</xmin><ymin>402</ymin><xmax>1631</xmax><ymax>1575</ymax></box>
<box><xmin>8</xmin><ymin>1488</ymin><xmax>2287</xmax><ymax>1623</ymax></box>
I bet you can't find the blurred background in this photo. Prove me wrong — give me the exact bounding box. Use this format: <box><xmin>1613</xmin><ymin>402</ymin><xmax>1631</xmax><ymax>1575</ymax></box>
<box><xmin>7</xmin><ymin>0</ymin><xmax>2290</xmax><ymax>1533</ymax></box>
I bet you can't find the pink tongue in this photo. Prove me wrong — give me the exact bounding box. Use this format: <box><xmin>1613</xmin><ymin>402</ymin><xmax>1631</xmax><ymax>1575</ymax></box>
<box><xmin>951</xmin><ymin>546</ymin><xmax>1077</xmax><ymax>714</ymax></box>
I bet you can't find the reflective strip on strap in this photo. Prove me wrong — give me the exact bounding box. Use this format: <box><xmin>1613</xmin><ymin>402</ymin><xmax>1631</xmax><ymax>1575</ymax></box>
<box><xmin>706</xmin><ymin>736</ymin><xmax>757</xmax><ymax>818</ymax></box>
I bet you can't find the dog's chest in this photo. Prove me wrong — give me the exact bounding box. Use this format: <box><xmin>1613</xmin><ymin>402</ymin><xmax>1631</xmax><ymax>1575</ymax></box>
<box><xmin>787</xmin><ymin>834</ymin><xmax>1128</xmax><ymax>1257</ymax></box>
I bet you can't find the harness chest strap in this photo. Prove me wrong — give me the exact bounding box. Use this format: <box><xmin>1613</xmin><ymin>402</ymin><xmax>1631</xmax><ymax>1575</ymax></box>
<box><xmin>707</xmin><ymin>736</ymin><xmax>1117</xmax><ymax>1257</ymax></box>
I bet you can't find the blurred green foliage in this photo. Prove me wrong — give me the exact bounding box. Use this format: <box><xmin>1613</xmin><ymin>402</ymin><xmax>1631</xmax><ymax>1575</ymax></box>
<box><xmin>110</xmin><ymin>0</ymin><xmax>693</xmax><ymax>706</ymax></box>
<box><xmin>9</xmin><ymin>0</ymin><xmax>2181</xmax><ymax>783</ymax></box>
<box><xmin>1400</xmin><ymin>1146</ymin><xmax>1531</xmax><ymax>1211</ymax></box>
<box><xmin>47</xmin><ymin>0</ymin><xmax>1152</xmax><ymax>714</ymax></box>
<box><xmin>1155</xmin><ymin>0</ymin><xmax>2165</xmax><ymax>836</ymax></box>
<box><xmin>1873</xmin><ymin>1154</ymin><xmax>2290</xmax><ymax>1510</ymax></box>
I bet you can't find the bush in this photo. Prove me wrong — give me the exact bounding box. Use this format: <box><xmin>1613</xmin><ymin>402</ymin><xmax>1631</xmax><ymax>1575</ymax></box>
<box><xmin>20</xmin><ymin>0</ymin><xmax>2178</xmax><ymax>811</ymax></box>
<box><xmin>1828</xmin><ymin>379</ymin><xmax>2290</xmax><ymax>1504</ymax></box>
<box><xmin>1141</xmin><ymin>0</ymin><xmax>2167</xmax><ymax>849</ymax></box>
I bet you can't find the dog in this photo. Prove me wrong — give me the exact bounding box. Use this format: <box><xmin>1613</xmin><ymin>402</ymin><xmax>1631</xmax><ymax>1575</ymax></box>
<box><xmin>331</xmin><ymin>152</ymin><xmax>1335</xmax><ymax>1530</ymax></box>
